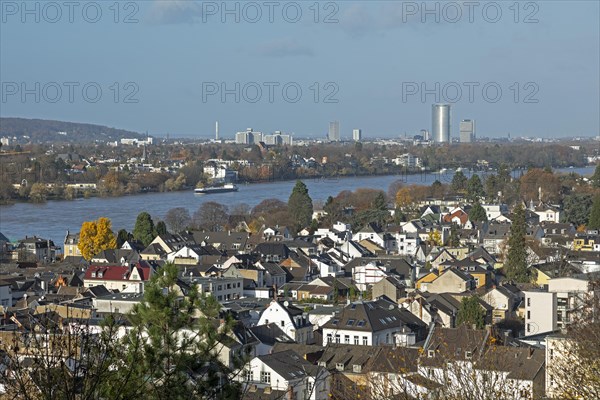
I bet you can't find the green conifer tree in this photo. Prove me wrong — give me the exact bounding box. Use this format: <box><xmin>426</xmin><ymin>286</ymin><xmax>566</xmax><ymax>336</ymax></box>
<box><xmin>504</xmin><ymin>204</ymin><xmax>529</xmax><ymax>282</ymax></box>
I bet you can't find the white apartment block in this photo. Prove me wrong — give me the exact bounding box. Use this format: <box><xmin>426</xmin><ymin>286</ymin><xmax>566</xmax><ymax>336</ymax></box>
<box><xmin>482</xmin><ymin>204</ymin><xmax>509</xmax><ymax>221</ymax></box>
<box><xmin>186</xmin><ymin>276</ymin><xmax>244</xmax><ymax>302</ymax></box>
<box><xmin>524</xmin><ymin>277</ymin><xmax>593</xmax><ymax>336</ymax></box>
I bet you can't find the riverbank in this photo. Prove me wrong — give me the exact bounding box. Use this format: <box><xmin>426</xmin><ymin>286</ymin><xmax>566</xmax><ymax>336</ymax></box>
<box><xmin>0</xmin><ymin>165</ymin><xmax>596</xmax><ymax>247</ymax></box>
<box><xmin>3</xmin><ymin>164</ymin><xmax>595</xmax><ymax>206</ymax></box>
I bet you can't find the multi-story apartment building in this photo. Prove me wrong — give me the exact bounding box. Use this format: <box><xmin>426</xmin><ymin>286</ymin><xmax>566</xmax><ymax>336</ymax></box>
<box><xmin>524</xmin><ymin>277</ymin><xmax>594</xmax><ymax>335</ymax></box>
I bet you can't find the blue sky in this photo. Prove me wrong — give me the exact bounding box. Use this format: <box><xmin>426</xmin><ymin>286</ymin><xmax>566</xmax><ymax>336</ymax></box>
<box><xmin>1</xmin><ymin>1</ymin><xmax>598</xmax><ymax>139</ymax></box>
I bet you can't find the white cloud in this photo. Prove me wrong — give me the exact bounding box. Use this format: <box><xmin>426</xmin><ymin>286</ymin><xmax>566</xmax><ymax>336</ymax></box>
<box><xmin>146</xmin><ymin>0</ymin><xmax>203</xmax><ymax>25</ymax></box>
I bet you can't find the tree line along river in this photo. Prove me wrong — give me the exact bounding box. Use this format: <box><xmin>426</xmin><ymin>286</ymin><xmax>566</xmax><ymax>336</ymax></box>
<box><xmin>0</xmin><ymin>167</ymin><xmax>595</xmax><ymax>248</ymax></box>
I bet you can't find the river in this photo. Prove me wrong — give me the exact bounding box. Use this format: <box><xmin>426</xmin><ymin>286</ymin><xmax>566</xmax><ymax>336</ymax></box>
<box><xmin>0</xmin><ymin>166</ymin><xmax>595</xmax><ymax>247</ymax></box>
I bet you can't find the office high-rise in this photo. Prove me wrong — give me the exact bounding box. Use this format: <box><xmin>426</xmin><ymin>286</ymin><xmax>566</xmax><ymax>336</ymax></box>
<box><xmin>264</xmin><ymin>131</ymin><xmax>293</xmax><ymax>146</ymax></box>
<box><xmin>235</xmin><ymin>128</ymin><xmax>262</xmax><ymax>144</ymax></box>
<box><xmin>432</xmin><ymin>104</ymin><xmax>451</xmax><ymax>143</ymax></box>
<box><xmin>328</xmin><ymin>121</ymin><xmax>340</xmax><ymax>142</ymax></box>
<box><xmin>352</xmin><ymin>129</ymin><xmax>362</xmax><ymax>142</ymax></box>
<box><xmin>460</xmin><ymin>119</ymin><xmax>475</xmax><ymax>143</ymax></box>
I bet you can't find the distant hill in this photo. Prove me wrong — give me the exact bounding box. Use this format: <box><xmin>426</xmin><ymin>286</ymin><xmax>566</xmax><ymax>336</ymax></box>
<box><xmin>0</xmin><ymin>117</ymin><xmax>147</xmax><ymax>143</ymax></box>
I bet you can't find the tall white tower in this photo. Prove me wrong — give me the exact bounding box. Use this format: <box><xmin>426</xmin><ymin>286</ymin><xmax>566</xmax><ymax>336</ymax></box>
<box><xmin>215</xmin><ymin>121</ymin><xmax>219</xmax><ymax>140</ymax></box>
<box><xmin>432</xmin><ymin>104</ymin><xmax>451</xmax><ymax>143</ymax></box>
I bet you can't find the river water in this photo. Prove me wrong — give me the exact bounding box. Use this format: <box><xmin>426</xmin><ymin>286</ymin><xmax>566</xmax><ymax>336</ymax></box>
<box><xmin>0</xmin><ymin>166</ymin><xmax>595</xmax><ymax>247</ymax></box>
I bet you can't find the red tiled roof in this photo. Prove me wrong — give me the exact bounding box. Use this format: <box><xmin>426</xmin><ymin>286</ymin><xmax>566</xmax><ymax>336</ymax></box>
<box><xmin>133</xmin><ymin>265</ymin><xmax>152</xmax><ymax>281</ymax></box>
<box><xmin>84</xmin><ymin>262</ymin><xmax>152</xmax><ymax>282</ymax></box>
<box><xmin>443</xmin><ymin>210</ymin><xmax>469</xmax><ymax>224</ymax></box>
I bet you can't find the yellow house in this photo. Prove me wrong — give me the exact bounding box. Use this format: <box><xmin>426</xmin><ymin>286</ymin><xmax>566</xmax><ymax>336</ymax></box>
<box><xmin>458</xmin><ymin>266</ymin><xmax>493</xmax><ymax>289</ymax></box>
<box><xmin>64</xmin><ymin>231</ymin><xmax>81</xmax><ymax>257</ymax></box>
<box><xmin>572</xmin><ymin>235</ymin><xmax>598</xmax><ymax>251</ymax></box>
<box><xmin>438</xmin><ymin>259</ymin><xmax>494</xmax><ymax>289</ymax></box>
<box><xmin>530</xmin><ymin>261</ymin><xmax>579</xmax><ymax>286</ymax></box>
<box><xmin>531</xmin><ymin>267</ymin><xmax>553</xmax><ymax>286</ymax></box>
<box><xmin>416</xmin><ymin>271</ymin><xmax>438</xmax><ymax>290</ymax></box>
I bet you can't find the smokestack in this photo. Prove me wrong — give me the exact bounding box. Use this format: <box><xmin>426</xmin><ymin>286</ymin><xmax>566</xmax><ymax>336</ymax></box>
<box><xmin>215</xmin><ymin>121</ymin><xmax>219</xmax><ymax>140</ymax></box>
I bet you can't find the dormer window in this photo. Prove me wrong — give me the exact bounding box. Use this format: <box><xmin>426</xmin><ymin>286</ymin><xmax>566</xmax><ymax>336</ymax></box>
<box><xmin>352</xmin><ymin>364</ymin><xmax>362</xmax><ymax>373</ymax></box>
<box><xmin>98</xmin><ymin>271</ymin><xmax>103</xmax><ymax>278</ymax></box>
<box><xmin>428</xmin><ymin>350</ymin><xmax>435</xmax><ymax>358</ymax></box>
<box><xmin>91</xmin><ymin>272</ymin><xmax>96</xmax><ymax>278</ymax></box>
<box><xmin>465</xmin><ymin>351</ymin><xmax>473</xmax><ymax>359</ymax></box>
<box><xmin>335</xmin><ymin>363</ymin><xmax>344</xmax><ymax>371</ymax></box>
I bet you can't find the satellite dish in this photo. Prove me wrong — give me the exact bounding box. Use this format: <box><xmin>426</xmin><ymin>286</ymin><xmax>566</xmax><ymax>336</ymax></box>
<box><xmin>283</xmin><ymin>301</ymin><xmax>289</xmax><ymax>307</ymax></box>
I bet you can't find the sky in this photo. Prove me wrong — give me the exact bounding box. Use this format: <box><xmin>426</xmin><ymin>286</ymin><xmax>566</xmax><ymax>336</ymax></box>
<box><xmin>1</xmin><ymin>0</ymin><xmax>599</xmax><ymax>140</ymax></box>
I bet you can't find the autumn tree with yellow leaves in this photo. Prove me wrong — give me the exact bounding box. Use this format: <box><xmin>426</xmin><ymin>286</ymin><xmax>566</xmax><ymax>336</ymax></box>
<box><xmin>78</xmin><ymin>217</ymin><xmax>117</xmax><ymax>260</ymax></box>
<box><xmin>395</xmin><ymin>187</ymin><xmax>413</xmax><ymax>208</ymax></box>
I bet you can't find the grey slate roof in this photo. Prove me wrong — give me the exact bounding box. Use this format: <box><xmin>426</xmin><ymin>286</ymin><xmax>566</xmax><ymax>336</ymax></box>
<box><xmin>322</xmin><ymin>298</ymin><xmax>426</xmax><ymax>333</ymax></box>
<box><xmin>257</xmin><ymin>350</ymin><xmax>315</xmax><ymax>379</ymax></box>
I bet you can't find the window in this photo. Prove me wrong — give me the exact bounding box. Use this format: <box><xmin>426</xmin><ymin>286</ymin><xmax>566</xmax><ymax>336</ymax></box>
<box><xmin>346</xmin><ymin>319</ymin><xmax>355</xmax><ymax>326</ymax></box>
<box><xmin>352</xmin><ymin>364</ymin><xmax>362</xmax><ymax>373</ymax></box>
<box><xmin>527</xmin><ymin>297</ymin><xmax>531</xmax><ymax>307</ymax></box>
<box><xmin>465</xmin><ymin>351</ymin><xmax>473</xmax><ymax>359</ymax></box>
<box><xmin>344</xmin><ymin>335</ymin><xmax>350</xmax><ymax>344</ymax></box>
<box><xmin>335</xmin><ymin>363</ymin><xmax>344</xmax><ymax>371</ymax></box>
<box><xmin>281</xmin><ymin>321</ymin><xmax>285</xmax><ymax>327</ymax></box>
<box><xmin>428</xmin><ymin>350</ymin><xmax>435</xmax><ymax>358</ymax></box>
<box><xmin>260</xmin><ymin>371</ymin><xmax>271</xmax><ymax>384</ymax></box>
<box><xmin>246</xmin><ymin>370</ymin><xmax>253</xmax><ymax>381</ymax></box>
<box><xmin>527</xmin><ymin>323</ymin><xmax>531</xmax><ymax>333</ymax></box>
<box><xmin>306</xmin><ymin>381</ymin><xmax>313</xmax><ymax>393</ymax></box>
<box><xmin>354</xmin><ymin>336</ymin><xmax>359</xmax><ymax>345</ymax></box>
<box><xmin>327</xmin><ymin>334</ymin><xmax>332</xmax><ymax>343</ymax></box>
<box><xmin>335</xmin><ymin>334</ymin><xmax>340</xmax><ymax>343</ymax></box>
<box><xmin>362</xmin><ymin>336</ymin><xmax>368</xmax><ymax>346</ymax></box>
<box><xmin>527</xmin><ymin>311</ymin><xmax>531</xmax><ymax>319</ymax></box>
